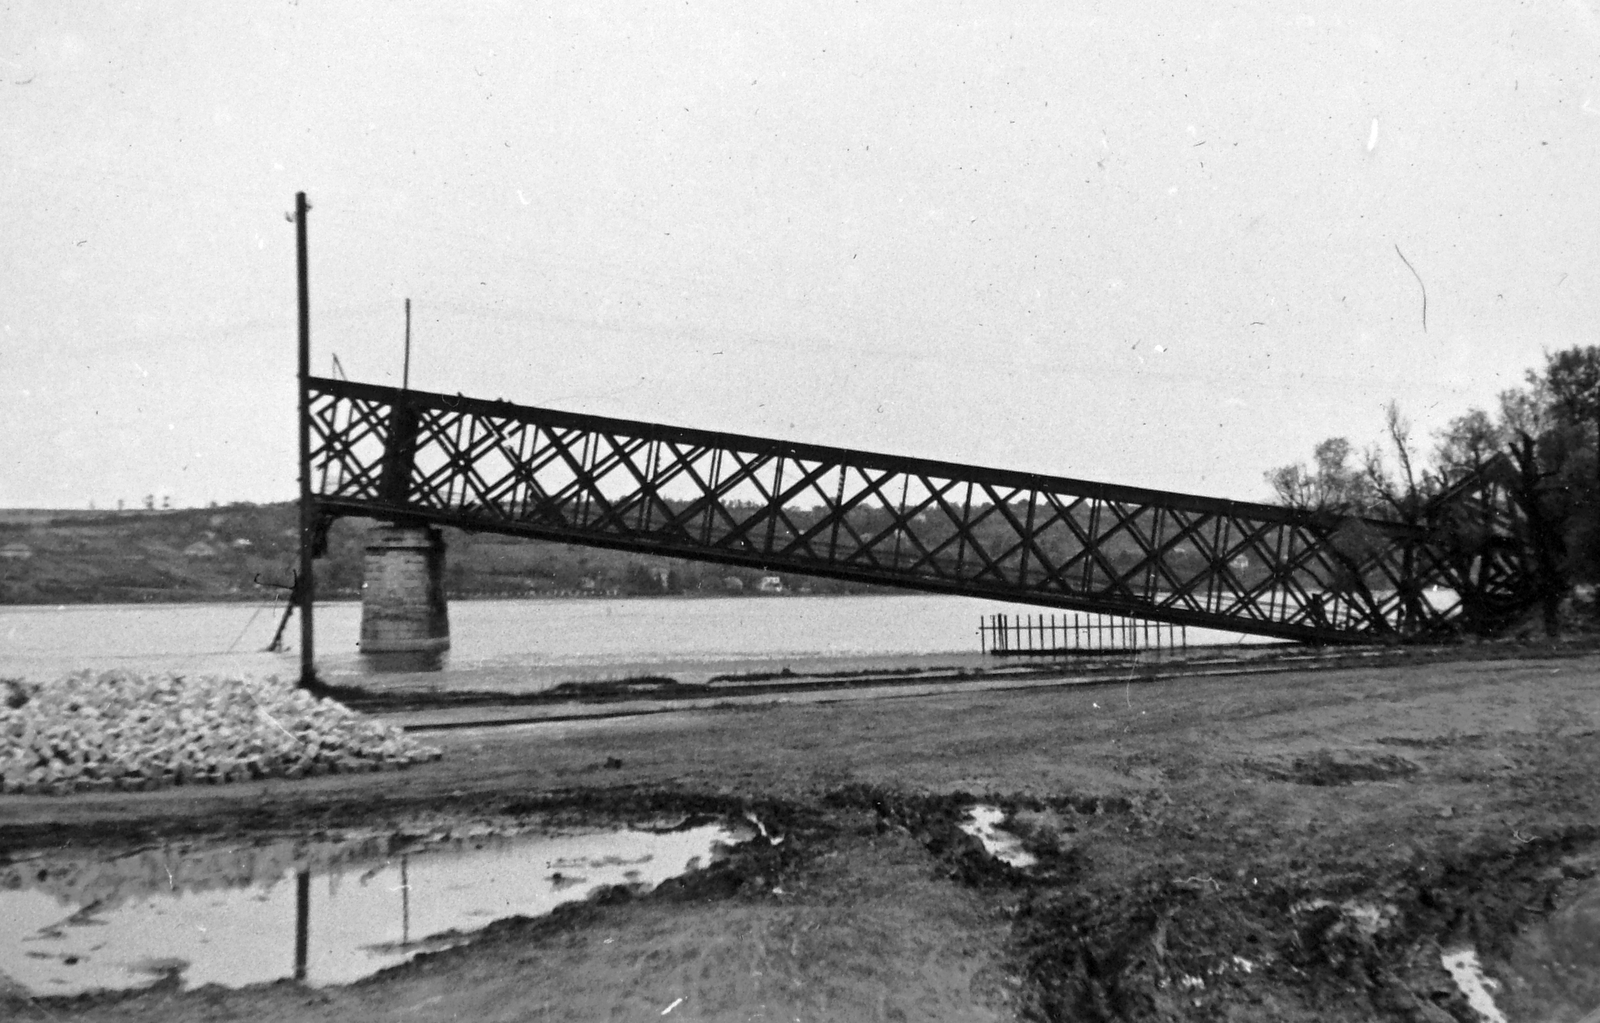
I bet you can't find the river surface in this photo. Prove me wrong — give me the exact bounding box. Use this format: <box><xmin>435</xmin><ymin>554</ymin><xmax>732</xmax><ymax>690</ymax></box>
<box><xmin>0</xmin><ymin>595</ymin><xmax>1259</xmax><ymax>692</ymax></box>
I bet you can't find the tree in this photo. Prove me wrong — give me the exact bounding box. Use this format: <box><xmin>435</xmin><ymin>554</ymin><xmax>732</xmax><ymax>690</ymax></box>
<box><xmin>1269</xmin><ymin>399</ymin><xmax>1556</xmax><ymax>638</ymax></box>
<box><xmin>1427</xmin><ymin>401</ymin><xmax>1557</xmax><ymax>634</ymax></box>
<box><xmin>1263</xmin><ymin>437</ymin><xmax>1373</xmax><ymax>512</ymax></box>
<box><xmin>1353</xmin><ymin>402</ymin><xmax>1450</xmax><ymax>633</ymax></box>
<box><xmin>1434</xmin><ymin>379</ymin><xmax>1583</xmax><ymax>636</ymax></box>
<box><xmin>1542</xmin><ymin>346</ymin><xmax>1600</xmax><ymax>484</ymax></box>
<box><xmin>1433</xmin><ymin>408</ymin><xmax>1502</xmax><ymax>485</ymax></box>
<box><xmin>1504</xmin><ymin>428</ymin><xmax>1570</xmax><ymax>636</ymax></box>
<box><xmin>1500</xmin><ymin>375</ymin><xmax>1554</xmax><ymax>443</ymax></box>
<box><xmin>1266</xmin><ymin>347</ymin><xmax>1600</xmax><ymax>638</ymax></box>
<box><xmin>1526</xmin><ymin>347</ymin><xmax>1600</xmax><ymax>588</ymax></box>
<box><xmin>1362</xmin><ymin>402</ymin><xmax>1438</xmax><ymax>524</ymax></box>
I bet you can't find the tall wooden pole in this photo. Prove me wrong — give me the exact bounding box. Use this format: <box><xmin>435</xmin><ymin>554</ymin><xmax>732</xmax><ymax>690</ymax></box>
<box><xmin>296</xmin><ymin>192</ymin><xmax>316</xmax><ymax>688</ymax></box>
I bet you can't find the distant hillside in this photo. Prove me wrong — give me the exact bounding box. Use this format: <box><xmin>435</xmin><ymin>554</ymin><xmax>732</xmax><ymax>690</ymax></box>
<box><xmin>0</xmin><ymin>503</ymin><xmax>882</xmax><ymax>605</ymax></box>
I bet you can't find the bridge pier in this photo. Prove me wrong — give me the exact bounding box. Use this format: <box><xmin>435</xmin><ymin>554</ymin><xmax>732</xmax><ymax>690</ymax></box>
<box><xmin>359</xmin><ymin>525</ymin><xmax>450</xmax><ymax>658</ymax></box>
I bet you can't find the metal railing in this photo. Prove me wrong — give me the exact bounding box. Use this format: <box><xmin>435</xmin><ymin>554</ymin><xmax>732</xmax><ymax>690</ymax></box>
<box><xmin>979</xmin><ymin>613</ymin><xmax>1185</xmax><ymax>656</ymax></box>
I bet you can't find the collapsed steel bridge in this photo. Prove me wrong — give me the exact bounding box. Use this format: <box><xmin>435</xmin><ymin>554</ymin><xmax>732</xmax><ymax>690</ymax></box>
<box><xmin>306</xmin><ymin>376</ymin><xmax>1536</xmax><ymax>645</ymax></box>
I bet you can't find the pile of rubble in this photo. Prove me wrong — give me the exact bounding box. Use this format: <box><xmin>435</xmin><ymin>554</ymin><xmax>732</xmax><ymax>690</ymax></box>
<box><xmin>1</xmin><ymin>670</ymin><xmax>440</xmax><ymax>795</ymax></box>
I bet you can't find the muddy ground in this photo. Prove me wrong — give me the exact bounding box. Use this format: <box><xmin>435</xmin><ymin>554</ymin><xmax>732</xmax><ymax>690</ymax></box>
<box><xmin>2</xmin><ymin>650</ymin><xmax>1599</xmax><ymax>1021</ymax></box>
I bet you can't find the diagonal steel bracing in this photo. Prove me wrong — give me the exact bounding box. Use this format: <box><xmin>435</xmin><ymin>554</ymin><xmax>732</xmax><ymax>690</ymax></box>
<box><xmin>307</xmin><ymin>377</ymin><xmax>1536</xmax><ymax>644</ymax></box>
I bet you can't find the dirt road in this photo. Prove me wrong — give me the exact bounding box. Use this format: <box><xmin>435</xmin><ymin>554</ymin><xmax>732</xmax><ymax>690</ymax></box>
<box><xmin>3</xmin><ymin>651</ymin><xmax>1598</xmax><ymax>1021</ymax></box>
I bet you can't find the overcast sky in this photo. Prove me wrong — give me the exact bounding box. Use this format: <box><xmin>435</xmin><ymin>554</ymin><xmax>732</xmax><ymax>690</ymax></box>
<box><xmin>4</xmin><ymin>1</ymin><xmax>1597</xmax><ymax>509</ymax></box>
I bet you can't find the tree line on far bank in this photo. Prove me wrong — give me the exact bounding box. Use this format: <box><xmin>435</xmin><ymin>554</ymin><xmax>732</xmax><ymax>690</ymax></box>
<box><xmin>1264</xmin><ymin>345</ymin><xmax>1600</xmax><ymax>636</ymax></box>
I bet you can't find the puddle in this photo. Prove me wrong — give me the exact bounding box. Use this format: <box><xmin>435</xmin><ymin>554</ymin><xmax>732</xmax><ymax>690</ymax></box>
<box><xmin>0</xmin><ymin>822</ymin><xmax>748</xmax><ymax>996</ymax></box>
<box><xmin>959</xmin><ymin>805</ymin><xmax>1037</xmax><ymax>868</ymax></box>
<box><xmin>1441</xmin><ymin>948</ymin><xmax>1508</xmax><ymax>1023</ymax></box>
<box><xmin>1441</xmin><ymin>948</ymin><xmax>1509</xmax><ymax>1023</ymax></box>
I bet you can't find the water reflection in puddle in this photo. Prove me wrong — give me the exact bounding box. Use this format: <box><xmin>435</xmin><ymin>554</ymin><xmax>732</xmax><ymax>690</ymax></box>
<box><xmin>0</xmin><ymin>823</ymin><xmax>747</xmax><ymax>996</ymax></box>
<box><xmin>1440</xmin><ymin>948</ymin><xmax>1508</xmax><ymax>1023</ymax></box>
<box><xmin>959</xmin><ymin>805</ymin><xmax>1036</xmax><ymax>868</ymax></box>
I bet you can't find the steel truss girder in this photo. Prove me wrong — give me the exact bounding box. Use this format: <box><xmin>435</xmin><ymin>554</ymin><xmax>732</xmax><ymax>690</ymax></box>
<box><xmin>307</xmin><ymin>377</ymin><xmax>1534</xmax><ymax>644</ymax></box>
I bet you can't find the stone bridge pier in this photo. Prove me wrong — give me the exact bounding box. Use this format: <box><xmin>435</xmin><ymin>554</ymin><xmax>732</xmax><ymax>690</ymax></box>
<box><xmin>359</xmin><ymin>525</ymin><xmax>450</xmax><ymax>657</ymax></box>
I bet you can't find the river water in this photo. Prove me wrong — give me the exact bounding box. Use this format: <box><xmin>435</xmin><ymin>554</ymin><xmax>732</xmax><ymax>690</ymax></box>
<box><xmin>0</xmin><ymin>595</ymin><xmax>1258</xmax><ymax>692</ymax></box>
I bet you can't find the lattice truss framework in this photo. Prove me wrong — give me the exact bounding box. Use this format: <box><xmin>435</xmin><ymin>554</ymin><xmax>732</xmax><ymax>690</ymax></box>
<box><xmin>308</xmin><ymin>378</ymin><xmax>1534</xmax><ymax>643</ymax></box>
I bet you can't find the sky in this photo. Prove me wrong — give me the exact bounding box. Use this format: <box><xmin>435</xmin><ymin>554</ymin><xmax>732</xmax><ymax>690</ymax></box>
<box><xmin>3</xmin><ymin>1</ymin><xmax>1598</xmax><ymax>510</ymax></box>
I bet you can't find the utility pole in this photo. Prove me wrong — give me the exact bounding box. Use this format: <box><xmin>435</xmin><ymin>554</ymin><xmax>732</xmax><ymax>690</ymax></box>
<box><xmin>296</xmin><ymin>192</ymin><xmax>316</xmax><ymax>688</ymax></box>
<box><xmin>403</xmin><ymin>298</ymin><xmax>412</xmax><ymax>390</ymax></box>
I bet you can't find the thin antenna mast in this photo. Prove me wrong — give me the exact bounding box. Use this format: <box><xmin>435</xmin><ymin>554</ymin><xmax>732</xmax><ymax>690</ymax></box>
<box><xmin>403</xmin><ymin>298</ymin><xmax>411</xmax><ymax>390</ymax></box>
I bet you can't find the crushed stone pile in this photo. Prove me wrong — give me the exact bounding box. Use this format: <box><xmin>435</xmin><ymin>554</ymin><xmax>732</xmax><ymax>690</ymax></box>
<box><xmin>1</xmin><ymin>671</ymin><xmax>441</xmax><ymax>795</ymax></box>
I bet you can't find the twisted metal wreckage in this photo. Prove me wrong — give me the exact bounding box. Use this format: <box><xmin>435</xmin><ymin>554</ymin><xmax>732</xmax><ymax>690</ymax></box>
<box><xmin>301</xmin><ymin>375</ymin><xmax>1541</xmax><ymax>646</ymax></box>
